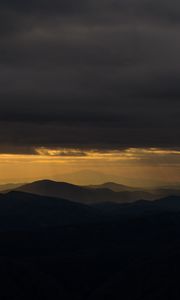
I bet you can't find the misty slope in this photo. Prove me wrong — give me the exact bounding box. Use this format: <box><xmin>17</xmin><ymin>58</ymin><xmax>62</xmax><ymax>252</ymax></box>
<box><xmin>0</xmin><ymin>183</ymin><xmax>23</xmax><ymax>192</ymax></box>
<box><xmin>0</xmin><ymin>191</ymin><xmax>98</xmax><ymax>229</ymax></box>
<box><xmin>149</xmin><ymin>187</ymin><xmax>180</xmax><ymax>198</ymax></box>
<box><xmin>1</xmin><ymin>190</ymin><xmax>180</xmax><ymax>229</ymax></box>
<box><xmin>94</xmin><ymin>195</ymin><xmax>180</xmax><ymax>218</ymax></box>
<box><xmin>86</xmin><ymin>182</ymin><xmax>138</xmax><ymax>192</ymax></box>
<box><xmin>55</xmin><ymin>170</ymin><xmax>113</xmax><ymax>185</ymax></box>
<box><xmin>88</xmin><ymin>182</ymin><xmax>180</xmax><ymax>199</ymax></box>
<box><xmin>15</xmin><ymin>179</ymin><xmax>154</xmax><ymax>203</ymax></box>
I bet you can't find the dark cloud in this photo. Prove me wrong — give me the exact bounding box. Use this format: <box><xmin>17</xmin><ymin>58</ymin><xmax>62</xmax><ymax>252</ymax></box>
<box><xmin>0</xmin><ymin>0</ymin><xmax>180</xmax><ymax>153</ymax></box>
<box><xmin>0</xmin><ymin>144</ymin><xmax>37</xmax><ymax>155</ymax></box>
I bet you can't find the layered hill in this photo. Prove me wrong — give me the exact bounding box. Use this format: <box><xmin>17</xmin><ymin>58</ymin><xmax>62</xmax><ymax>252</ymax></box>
<box><xmin>0</xmin><ymin>191</ymin><xmax>99</xmax><ymax>230</ymax></box>
<box><xmin>15</xmin><ymin>179</ymin><xmax>154</xmax><ymax>204</ymax></box>
<box><xmin>94</xmin><ymin>195</ymin><xmax>180</xmax><ymax>218</ymax></box>
<box><xmin>86</xmin><ymin>182</ymin><xmax>138</xmax><ymax>192</ymax></box>
<box><xmin>1</xmin><ymin>189</ymin><xmax>180</xmax><ymax>228</ymax></box>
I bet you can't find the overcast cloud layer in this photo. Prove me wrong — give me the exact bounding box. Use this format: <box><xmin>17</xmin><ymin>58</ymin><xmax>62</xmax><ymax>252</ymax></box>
<box><xmin>0</xmin><ymin>0</ymin><xmax>180</xmax><ymax>154</ymax></box>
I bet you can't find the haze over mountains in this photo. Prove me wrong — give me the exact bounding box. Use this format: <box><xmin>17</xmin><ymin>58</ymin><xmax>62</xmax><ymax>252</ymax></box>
<box><xmin>12</xmin><ymin>179</ymin><xmax>153</xmax><ymax>204</ymax></box>
<box><xmin>7</xmin><ymin>179</ymin><xmax>179</xmax><ymax>204</ymax></box>
<box><xmin>0</xmin><ymin>190</ymin><xmax>180</xmax><ymax>229</ymax></box>
<box><xmin>0</xmin><ymin>183</ymin><xmax>23</xmax><ymax>192</ymax></box>
<box><xmin>0</xmin><ymin>179</ymin><xmax>180</xmax><ymax>299</ymax></box>
<box><xmin>86</xmin><ymin>182</ymin><xmax>138</xmax><ymax>192</ymax></box>
<box><xmin>2</xmin><ymin>178</ymin><xmax>180</xmax><ymax>223</ymax></box>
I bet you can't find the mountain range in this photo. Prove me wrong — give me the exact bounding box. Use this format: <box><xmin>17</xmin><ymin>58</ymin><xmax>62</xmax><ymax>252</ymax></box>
<box><xmin>1</xmin><ymin>188</ymin><xmax>180</xmax><ymax>230</ymax></box>
<box><xmin>11</xmin><ymin>179</ymin><xmax>158</xmax><ymax>203</ymax></box>
<box><xmin>0</xmin><ymin>191</ymin><xmax>99</xmax><ymax>230</ymax></box>
<box><xmin>12</xmin><ymin>179</ymin><xmax>180</xmax><ymax>204</ymax></box>
<box><xmin>86</xmin><ymin>182</ymin><xmax>138</xmax><ymax>192</ymax></box>
<box><xmin>0</xmin><ymin>180</ymin><xmax>180</xmax><ymax>299</ymax></box>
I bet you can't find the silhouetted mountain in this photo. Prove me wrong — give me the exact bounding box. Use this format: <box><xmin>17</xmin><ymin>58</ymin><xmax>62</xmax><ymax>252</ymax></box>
<box><xmin>86</xmin><ymin>182</ymin><xmax>138</xmax><ymax>192</ymax></box>
<box><xmin>2</xmin><ymin>189</ymin><xmax>180</xmax><ymax>229</ymax></box>
<box><xmin>88</xmin><ymin>182</ymin><xmax>180</xmax><ymax>201</ymax></box>
<box><xmin>0</xmin><ymin>191</ymin><xmax>99</xmax><ymax>230</ymax></box>
<box><xmin>94</xmin><ymin>195</ymin><xmax>180</xmax><ymax>218</ymax></box>
<box><xmin>149</xmin><ymin>187</ymin><xmax>180</xmax><ymax>198</ymax></box>
<box><xmin>0</xmin><ymin>189</ymin><xmax>179</xmax><ymax>299</ymax></box>
<box><xmin>55</xmin><ymin>169</ymin><xmax>118</xmax><ymax>185</ymax></box>
<box><xmin>15</xmin><ymin>179</ymin><xmax>154</xmax><ymax>203</ymax></box>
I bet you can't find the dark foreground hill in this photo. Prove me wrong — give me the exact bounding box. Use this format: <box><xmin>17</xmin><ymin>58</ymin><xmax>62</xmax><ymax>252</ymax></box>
<box><xmin>1</xmin><ymin>192</ymin><xmax>180</xmax><ymax>228</ymax></box>
<box><xmin>0</xmin><ymin>192</ymin><xmax>179</xmax><ymax>299</ymax></box>
<box><xmin>0</xmin><ymin>211</ymin><xmax>180</xmax><ymax>299</ymax></box>
<box><xmin>0</xmin><ymin>191</ymin><xmax>98</xmax><ymax>230</ymax></box>
<box><xmin>88</xmin><ymin>251</ymin><xmax>180</xmax><ymax>300</ymax></box>
<box><xmin>15</xmin><ymin>179</ymin><xmax>154</xmax><ymax>203</ymax></box>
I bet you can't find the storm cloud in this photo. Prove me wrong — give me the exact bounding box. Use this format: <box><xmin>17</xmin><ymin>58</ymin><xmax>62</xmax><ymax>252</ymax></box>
<box><xmin>0</xmin><ymin>0</ymin><xmax>180</xmax><ymax>153</ymax></box>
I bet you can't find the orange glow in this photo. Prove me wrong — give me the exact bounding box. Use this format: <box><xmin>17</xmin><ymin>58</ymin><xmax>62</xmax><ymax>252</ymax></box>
<box><xmin>0</xmin><ymin>147</ymin><xmax>180</xmax><ymax>186</ymax></box>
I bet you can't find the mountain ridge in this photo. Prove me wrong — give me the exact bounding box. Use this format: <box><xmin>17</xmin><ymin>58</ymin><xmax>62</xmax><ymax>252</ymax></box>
<box><xmin>0</xmin><ymin>191</ymin><xmax>99</xmax><ymax>230</ymax></box>
<box><xmin>14</xmin><ymin>179</ymin><xmax>155</xmax><ymax>204</ymax></box>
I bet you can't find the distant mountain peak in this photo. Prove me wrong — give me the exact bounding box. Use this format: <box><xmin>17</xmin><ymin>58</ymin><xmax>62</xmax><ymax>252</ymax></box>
<box><xmin>30</xmin><ymin>179</ymin><xmax>55</xmax><ymax>185</ymax></box>
<box><xmin>15</xmin><ymin>179</ymin><xmax>154</xmax><ymax>204</ymax></box>
<box><xmin>86</xmin><ymin>181</ymin><xmax>136</xmax><ymax>192</ymax></box>
<box><xmin>24</xmin><ymin>179</ymin><xmax>79</xmax><ymax>188</ymax></box>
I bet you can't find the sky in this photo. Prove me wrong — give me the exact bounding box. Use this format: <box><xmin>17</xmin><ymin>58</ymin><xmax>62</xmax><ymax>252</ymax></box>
<box><xmin>0</xmin><ymin>0</ymin><xmax>180</xmax><ymax>185</ymax></box>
